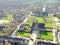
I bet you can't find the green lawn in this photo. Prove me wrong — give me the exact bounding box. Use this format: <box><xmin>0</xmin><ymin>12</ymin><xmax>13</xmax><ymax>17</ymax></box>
<box><xmin>45</xmin><ymin>16</ymin><xmax>60</xmax><ymax>30</ymax></box>
<box><xmin>6</xmin><ymin>14</ymin><xmax>13</xmax><ymax>20</ymax></box>
<box><xmin>45</xmin><ymin>23</ymin><xmax>53</xmax><ymax>28</ymax></box>
<box><xmin>45</xmin><ymin>17</ymin><xmax>52</xmax><ymax>23</ymax></box>
<box><xmin>24</xmin><ymin>16</ymin><xmax>44</xmax><ymax>25</ymax></box>
<box><xmin>24</xmin><ymin>18</ymin><xmax>33</xmax><ymax>25</ymax></box>
<box><xmin>36</xmin><ymin>16</ymin><xmax>44</xmax><ymax>23</ymax></box>
<box><xmin>16</xmin><ymin>31</ymin><xmax>31</xmax><ymax>37</ymax></box>
<box><xmin>45</xmin><ymin>17</ymin><xmax>53</xmax><ymax>30</ymax></box>
<box><xmin>37</xmin><ymin>31</ymin><xmax>53</xmax><ymax>40</ymax></box>
<box><xmin>3</xmin><ymin>14</ymin><xmax>13</xmax><ymax>21</ymax></box>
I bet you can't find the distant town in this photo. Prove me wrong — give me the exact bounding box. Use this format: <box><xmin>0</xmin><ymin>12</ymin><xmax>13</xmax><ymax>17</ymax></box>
<box><xmin>0</xmin><ymin>0</ymin><xmax>60</xmax><ymax>45</ymax></box>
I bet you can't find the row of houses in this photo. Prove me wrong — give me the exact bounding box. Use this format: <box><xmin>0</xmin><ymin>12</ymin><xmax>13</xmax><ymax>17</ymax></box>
<box><xmin>36</xmin><ymin>41</ymin><xmax>58</xmax><ymax>45</ymax></box>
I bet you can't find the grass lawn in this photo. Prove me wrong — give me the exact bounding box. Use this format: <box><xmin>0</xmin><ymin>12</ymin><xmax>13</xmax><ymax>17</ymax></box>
<box><xmin>24</xmin><ymin>16</ymin><xmax>44</xmax><ymax>25</ymax></box>
<box><xmin>6</xmin><ymin>14</ymin><xmax>13</xmax><ymax>20</ymax></box>
<box><xmin>45</xmin><ymin>23</ymin><xmax>53</xmax><ymax>28</ymax></box>
<box><xmin>24</xmin><ymin>18</ymin><xmax>33</xmax><ymax>25</ymax></box>
<box><xmin>45</xmin><ymin>17</ymin><xmax>53</xmax><ymax>30</ymax></box>
<box><xmin>45</xmin><ymin>17</ymin><xmax>52</xmax><ymax>23</ymax></box>
<box><xmin>37</xmin><ymin>31</ymin><xmax>53</xmax><ymax>40</ymax></box>
<box><xmin>3</xmin><ymin>14</ymin><xmax>13</xmax><ymax>21</ymax></box>
<box><xmin>16</xmin><ymin>31</ymin><xmax>32</xmax><ymax>37</ymax></box>
<box><xmin>36</xmin><ymin>16</ymin><xmax>44</xmax><ymax>23</ymax></box>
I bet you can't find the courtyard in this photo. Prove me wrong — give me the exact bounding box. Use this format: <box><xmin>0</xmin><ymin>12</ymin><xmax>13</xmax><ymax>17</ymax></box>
<box><xmin>37</xmin><ymin>31</ymin><xmax>53</xmax><ymax>40</ymax></box>
<box><xmin>36</xmin><ymin>16</ymin><xmax>44</xmax><ymax>23</ymax></box>
<box><xmin>16</xmin><ymin>30</ymin><xmax>32</xmax><ymax>37</ymax></box>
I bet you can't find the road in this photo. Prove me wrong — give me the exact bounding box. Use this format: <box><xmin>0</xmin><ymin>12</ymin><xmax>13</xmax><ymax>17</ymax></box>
<box><xmin>52</xmin><ymin>29</ymin><xmax>57</xmax><ymax>43</ymax></box>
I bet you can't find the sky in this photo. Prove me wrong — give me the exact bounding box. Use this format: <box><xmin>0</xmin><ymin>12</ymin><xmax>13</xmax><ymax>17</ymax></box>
<box><xmin>0</xmin><ymin>0</ymin><xmax>59</xmax><ymax>8</ymax></box>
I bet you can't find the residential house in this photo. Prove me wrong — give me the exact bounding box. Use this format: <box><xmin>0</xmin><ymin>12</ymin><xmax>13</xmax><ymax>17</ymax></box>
<box><xmin>36</xmin><ymin>41</ymin><xmax>57</xmax><ymax>45</ymax></box>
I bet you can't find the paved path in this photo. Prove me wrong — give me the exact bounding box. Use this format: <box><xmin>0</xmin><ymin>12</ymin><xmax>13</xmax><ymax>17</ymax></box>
<box><xmin>28</xmin><ymin>30</ymin><xmax>39</xmax><ymax>45</ymax></box>
<box><xmin>52</xmin><ymin>29</ymin><xmax>57</xmax><ymax>43</ymax></box>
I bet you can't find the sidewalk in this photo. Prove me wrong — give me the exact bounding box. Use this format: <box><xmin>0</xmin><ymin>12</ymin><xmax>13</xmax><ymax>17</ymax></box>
<box><xmin>28</xmin><ymin>30</ymin><xmax>39</xmax><ymax>45</ymax></box>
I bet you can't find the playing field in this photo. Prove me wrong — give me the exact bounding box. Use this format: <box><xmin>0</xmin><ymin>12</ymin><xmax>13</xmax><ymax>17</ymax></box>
<box><xmin>16</xmin><ymin>31</ymin><xmax>31</xmax><ymax>37</ymax></box>
<box><xmin>37</xmin><ymin>31</ymin><xmax>53</xmax><ymax>40</ymax></box>
<box><xmin>36</xmin><ymin>16</ymin><xmax>44</xmax><ymax>23</ymax></box>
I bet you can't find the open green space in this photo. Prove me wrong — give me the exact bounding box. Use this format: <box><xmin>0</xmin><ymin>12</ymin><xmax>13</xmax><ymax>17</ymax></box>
<box><xmin>45</xmin><ymin>17</ymin><xmax>53</xmax><ymax>27</ymax></box>
<box><xmin>44</xmin><ymin>16</ymin><xmax>53</xmax><ymax>31</ymax></box>
<box><xmin>0</xmin><ymin>14</ymin><xmax>13</xmax><ymax>24</ymax></box>
<box><xmin>24</xmin><ymin>16</ymin><xmax>44</xmax><ymax>25</ymax></box>
<box><xmin>3</xmin><ymin>14</ymin><xmax>13</xmax><ymax>21</ymax></box>
<box><xmin>45</xmin><ymin>23</ymin><xmax>53</xmax><ymax>28</ymax></box>
<box><xmin>45</xmin><ymin>17</ymin><xmax>52</xmax><ymax>23</ymax></box>
<box><xmin>45</xmin><ymin>16</ymin><xmax>60</xmax><ymax>31</ymax></box>
<box><xmin>37</xmin><ymin>31</ymin><xmax>53</xmax><ymax>40</ymax></box>
<box><xmin>36</xmin><ymin>16</ymin><xmax>44</xmax><ymax>23</ymax></box>
<box><xmin>16</xmin><ymin>31</ymin><xmax>32</xmax><ymax>37</ymax></box>
<box><xmin>6</xmin><ymin>14</ymin><xmax>13</xmax><ymax>20</ymax></box>
<box><xmin>24</xmin><ymin>18</ymin><xmax>33</xmax><ymax>25</ymax></box>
